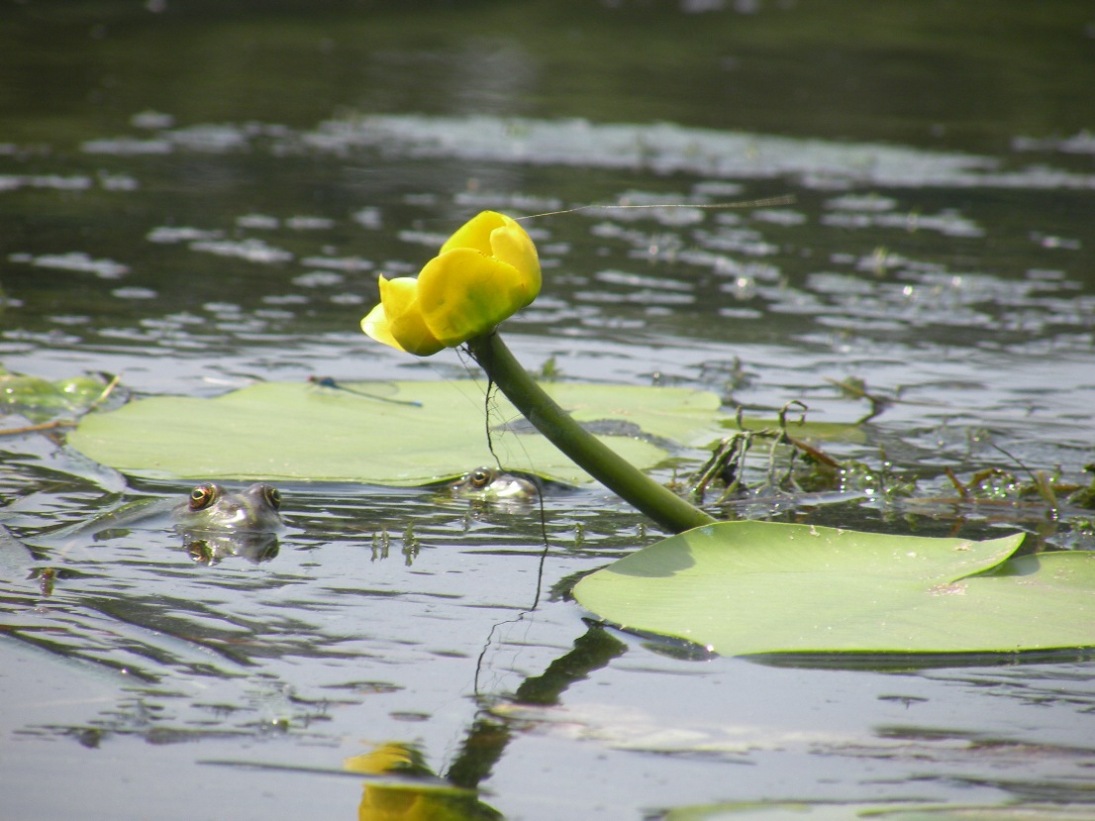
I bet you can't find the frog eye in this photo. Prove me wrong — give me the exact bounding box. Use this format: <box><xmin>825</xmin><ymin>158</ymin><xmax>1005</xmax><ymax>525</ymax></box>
<box><xmin>262</xmin><ymin>486</ymin><xmax>281</xmax><ymax>511</ymax></box>
<box><xmin>468</xmin><ymin>467</ymin><xmax>494</xmax><ymax>489</ymax></box>
<box><xmin>188</xmin><ymin>483</ymin><xmax>219</xmax><ymax>511</ymax></box>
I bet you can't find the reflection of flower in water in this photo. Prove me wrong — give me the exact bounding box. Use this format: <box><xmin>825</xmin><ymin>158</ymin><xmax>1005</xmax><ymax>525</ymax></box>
<box><xmin>362</xmin><ymin>211</ymin><xmax>540</xmax><ymax>356</ymax></box>
<box><xmin>345</xmin><ymin>741</ymin><xmax>502</xmax><ymax>821</ymax></box>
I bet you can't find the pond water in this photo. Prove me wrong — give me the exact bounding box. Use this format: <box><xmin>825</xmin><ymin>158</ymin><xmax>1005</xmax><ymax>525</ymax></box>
<box><xmin>2</xmin><ymin>2</ymin><xmax>1095</xmax><ymax>819</ymax></box>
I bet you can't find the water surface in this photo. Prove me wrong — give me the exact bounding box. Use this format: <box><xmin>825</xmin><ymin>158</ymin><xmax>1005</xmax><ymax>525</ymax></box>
<box><xmin>2</xmin><ymin>2</ymin><xmax>1094</xmax><ymax>819</ymax></box>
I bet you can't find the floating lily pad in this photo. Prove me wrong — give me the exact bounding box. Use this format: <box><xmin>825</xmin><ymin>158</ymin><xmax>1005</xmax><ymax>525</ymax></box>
<box><xmin>573</xmin><ymin>522</ymin><xmax>1095</xmax><ymax>656</ymax></box>
<box><xmin>665</xmin><ymin>800</ymin><xmax>1095</xmax><ymax>820</ymax></box>
<box><xmin>1</xmin><ymin>368</ymin><xmax>115</xmax><ymax>422</ymax></box>
<box><xmin>68</xmin><ymin>380</ymin><xmax>723</xmax><ymax>486</ymax></box>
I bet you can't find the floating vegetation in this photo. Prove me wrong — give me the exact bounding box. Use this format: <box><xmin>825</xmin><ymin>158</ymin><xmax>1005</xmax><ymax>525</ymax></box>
<box><xmin>0</xmin><ymin>367</ymin><xmax>122</xmax><ymax>427</ymax></box>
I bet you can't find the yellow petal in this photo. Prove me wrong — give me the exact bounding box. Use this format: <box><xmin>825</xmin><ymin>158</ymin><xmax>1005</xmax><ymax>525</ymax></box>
<box><xmin>360</xmin><ymin>212</ymin><xmax>541</xmax><ymax>356</ymax></box>
<box><xmin>389</xmin><ymin>312</ymin><xmax>446</xmax><ymax>356</ymax></box>
<box><xmin>417</xmin><ymin>248</ymin><xmax>530</xmax><ymax>346</ymax></box>
<box><xmin>439</xmin><ymin>210</ymin><xmax>505</xmax><ymax>256</ymax></box>
<box><xmin>361</xmin><ymin>276</ymin><xmax>444</xmax><ymax>356</ymax></box>
<box><xmin>378</xmin><ymin>276</ymin><xmax>419</xmax><ymax>316</ymax></box>
<box><xmin>489</xmin><ymin>216</ymin><xmax>541</xmax><ymax>300</ymax></box>
<box><xmin>441</xmin><ymin>213</ymin><xmax>541</xmax><ymax>301</ymax></box>
<box><xmin>360</xmin><ymin>302</ymin><xmax>400</xmax><ymax>350</ymax></box>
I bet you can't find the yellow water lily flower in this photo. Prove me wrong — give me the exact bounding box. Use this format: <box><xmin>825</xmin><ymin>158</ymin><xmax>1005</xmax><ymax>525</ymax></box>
<box><xmin>361</xmin><ymin>211</ymin><xmax>541</xmax><ymax>356</ymax></box>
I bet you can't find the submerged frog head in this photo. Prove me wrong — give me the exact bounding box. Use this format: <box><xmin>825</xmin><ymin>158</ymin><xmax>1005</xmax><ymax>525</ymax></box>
<box><xmin>174</xmin><ymin>482</ymin><xmax>284</xmax><ymax>533</ymax></box>
<box><xmin>450</xmin><ymin>466</ymin><xmax>538</xmax><ymax>503</ymax></box>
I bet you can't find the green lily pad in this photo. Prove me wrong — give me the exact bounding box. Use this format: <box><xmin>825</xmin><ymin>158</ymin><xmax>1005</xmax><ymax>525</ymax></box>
<box><xmin>1</xmin><ymin>368</ymin><xmax>114</xmax><ymax>422</ymax></box>
<box><xmin>573</xmin><ymin>521</ymin><xmax>1095</xmax><ymax>656</ymax></box>
<box><xmin>549</xmin><ymin>381</ymin><xmax>723</xmax><ymax>447</ymax></box>
<box><xmin>67</xmin><ymin>380</ymin><xmax>722</xmax><ymax>486</ymax></box>
<box><xmin>666</xmin><ymin>800</ymin><xmax>1095</xmax><ymax>820</ymax></box>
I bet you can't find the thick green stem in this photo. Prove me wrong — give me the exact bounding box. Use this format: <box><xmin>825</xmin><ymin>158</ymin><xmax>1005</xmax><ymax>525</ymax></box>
<box><xmin>466</xmin><ymin>332</ymin><xmax>716</xmax><ymax>534</ymax></box>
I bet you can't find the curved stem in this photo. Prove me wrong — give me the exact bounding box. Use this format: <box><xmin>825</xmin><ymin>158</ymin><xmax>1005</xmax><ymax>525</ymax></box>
<box><xmin>466</xmin><ymin>332</ymin><xmax>716</xmax><ymax>534</ymax></box>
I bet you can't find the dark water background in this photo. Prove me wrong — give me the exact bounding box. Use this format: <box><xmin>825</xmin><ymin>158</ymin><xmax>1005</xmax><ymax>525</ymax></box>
<box><xmin>2</xmin><ymin>2</ymin><xmax>1094</xmax><ymax>819</ymax></box>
